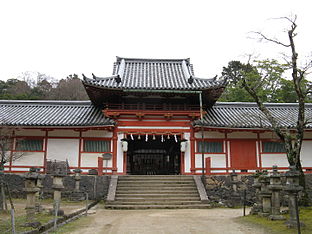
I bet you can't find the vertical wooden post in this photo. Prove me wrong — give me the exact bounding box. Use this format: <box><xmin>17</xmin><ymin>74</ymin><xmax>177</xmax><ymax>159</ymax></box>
<box><xmin>78</xmin><ymin>131</ymin><xmax>82</xmax><ymax>169</ymax></box>
<box><xmin>190</xmin><ymin>128</ymin><xmax>195</xmax><ymax>174</ymax></box>
<box><xmin>43</xmin><ymin>130</ymin><xmax>49</xmax><ymax>173</ymax></box>
<box><xmin>98</xmin><ymin>157</ymin><xmax>103</xmax><ymax>176</ymax></box>
<box><xmin>112</xmin><ymin>128</ymin><xmax>118</xmax><ymax>174</ymax></box>
<box><xmin>205</xmin><ymin>157</ymin><xmax>211</xmax><ymax>175</ymax></box>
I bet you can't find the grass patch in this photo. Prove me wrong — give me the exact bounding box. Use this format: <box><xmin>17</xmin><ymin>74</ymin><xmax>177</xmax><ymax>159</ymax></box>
<box><xmin>240</xmin><ymin>207</ymin><xmax>312</xmax><ymax>234</ymax></box>
<box><xmin>0</xmin><ymin>212</ymin><xmax>54</xmax><ymax>233</ymax></box>
<box><xmin>49</xmin><ymin>215</ymin><xmax>93</xmax><ymax>234</ymax></box>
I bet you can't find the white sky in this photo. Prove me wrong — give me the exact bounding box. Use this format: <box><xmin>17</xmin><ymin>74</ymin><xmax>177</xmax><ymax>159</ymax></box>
<box><xmin>0</xmin><ymin>0</ymin><xmax>311</xmax><ymax>81</ymax></box>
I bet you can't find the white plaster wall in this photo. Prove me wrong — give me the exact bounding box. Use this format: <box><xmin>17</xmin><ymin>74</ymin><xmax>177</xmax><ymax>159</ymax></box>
<box><xmin>47</xmin><ymin>139</ymin><xmax>79</xmax><ymax>167</ymax></box>
<box><xmin>82</xmin><ymin>130</ymin><xmax>113</xmax><ymax>138</ymax></box>
<box><xmin>228</xmin><ymin>132</ymin><xmax>257</xmax><ymax>139</ymax></box>
<box><xmin>80</xmin><ymin>153</ymin><xmax>113</xmax><ymax>168</ymax></box>
<box><xmin>15</xmin><ymin>129</ymin><xmax>44</xmax><ymax>136</ymax></box>
<box><xmin>48</xmin><ymin>130</ymin><xmax>79</xmax><ymax>137</ymax></box>
<box><xmin>260</xmin><ymin>132</ymin><xmax>279</xmax><ymax>139</ymax></box>
<box><xmin>195</xmin><ymin>154</ymin><xmax>226</xmax><ymax>168</ymax></box>
<box><xmin>194</xmin><ymin>131</ymin><xmax>225</xmax><ymax>139</ymax></box>
<box><xmin>261</xmin><ymin>154</ymin><xmax>288</xmax><ymax>167</ymax></box>
<box><xmin>117</xmin><ymin>132</ymin><xmax>124</xmax><ymax>173</ymax></box>
<box><xmin>12</xmin><ymin>152</ymin><xmax>44</xmax><ymax>166</ymax></box>
<box><xmin>184</xmin><ymin>132</ymin><xmax>191</xmax><ymax>173</ymax></box>
<box><xmin>304</xmin><ymin>132</ymin><xmax>312</xmax><ymax>139</ymax></box>
<box><xmin>300</xmin><ymin>141</ymin><xmax>312</xmax><ymax>167</ymax></box>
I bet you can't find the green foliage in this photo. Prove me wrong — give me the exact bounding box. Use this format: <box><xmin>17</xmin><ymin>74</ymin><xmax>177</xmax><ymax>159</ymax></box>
<box><xmin>220</xmin><ymin>59</ymin><xmax>311</xmax><ymax>103</ymax></box>
<box><xmin>0</xmin><ymin>73</ymin><xmax>88</xmax><ymax>100</ymax></box>
<box><xmin>240</xmin><ymin>207</ymin><xmax>312</xmax><ymax>234</ymax></box>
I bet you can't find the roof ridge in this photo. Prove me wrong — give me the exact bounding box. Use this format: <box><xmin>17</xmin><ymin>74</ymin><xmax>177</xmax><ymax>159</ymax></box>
<box><xmin>116</xmin><ymin>56</ymin><xmax>190</xmax><ymax>63</ymax></box>
<box><xmin>215</xmin><ymin>102</ymin><xmax>312</xmax><ymax>107</ymax></box>
<box><xmin>0</xmin><ymin>100</ymin><xmax>92</xmax><ymax>105</ymax></box>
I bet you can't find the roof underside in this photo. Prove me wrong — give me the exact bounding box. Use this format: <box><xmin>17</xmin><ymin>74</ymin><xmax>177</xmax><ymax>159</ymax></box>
<box><xmin>194</xmin><ymin>102</ymin><xmax>312</xmax><ymax>129</ymax></box>
<box><xmin>0</xmin><ymin>100</ymin><xmax>114</xmax><ymax>127</ymax></box>
<box><xmin>83</xmin><ymin>57</ymin><xmax>225</xmax><ymax>91</ymax></box>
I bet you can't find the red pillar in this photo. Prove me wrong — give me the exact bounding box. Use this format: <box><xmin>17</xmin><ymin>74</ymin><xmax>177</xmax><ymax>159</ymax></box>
<box><xmin>112</xmin><ymin>128</ymin><xmax>118</xmax><ymax>174</ymax></box>
<box><xmin>190</xmin><ymin>128</ymin><xmax>196</xmax><ymax>174</ymax></box>
<box><xmin>205</xmin><ymin>157</ymin><xmax>211</xmax><ymax>175</ymax></box>
<box><xmin>98</xmin><ymin>157</ymin><xmax>103</xmax><ymax>176</ymax></box>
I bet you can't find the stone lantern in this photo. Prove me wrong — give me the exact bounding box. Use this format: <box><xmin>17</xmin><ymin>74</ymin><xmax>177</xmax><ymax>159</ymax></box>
<box><xmin>52</xmin><ymin>169</ymin><xmax>65</xmax><ymax>214</ymax></box>
<box><xmin>284</xmin><ymin>166</ymin><xmax>303</xmax><ymax>228</ymax></box>
<box><xmin>250</xmin><ymin>170</ymin><xmax>262</xmax><ymax>215</ymax></box>
<box><xmin>258</xmin><ymin>170</ymin><xmax>271</xmax><ymax>217</ymax></box>
<box><xmin>268</xmin><ymin>165</ymin><xmax>285</xmax><ymax>220</ymax></box>
<box><xmin>70</xmin><ymin>169</ymin><xmax>85</xmax><ymax>201</ymax></box>
<box><xmin>24</xmin><ymin>168</ymin><xmax>40</xmax><ymax>223</ymax></box>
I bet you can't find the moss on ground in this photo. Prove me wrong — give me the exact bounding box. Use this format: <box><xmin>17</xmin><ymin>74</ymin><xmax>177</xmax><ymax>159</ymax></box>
<box><xmin>0</xmin><ymin>212</ymin><xmax>54</xmax><ymax>233</ymax></box>
<box><xmin>240</xmin><ymin>207</ymin><xmax>312</xmax><ymax>234</ymax></box>
<box><xmin>49</xmin><ymin>215</ymin><xmax>93</xmax><ymax>234</ymax></box>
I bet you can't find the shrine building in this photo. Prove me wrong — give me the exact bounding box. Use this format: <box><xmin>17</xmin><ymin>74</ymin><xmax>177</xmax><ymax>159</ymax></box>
<box><xmin>1</xmin><ymin>57</ymin><xmax>312</xmax><ymax>175</ymax></box>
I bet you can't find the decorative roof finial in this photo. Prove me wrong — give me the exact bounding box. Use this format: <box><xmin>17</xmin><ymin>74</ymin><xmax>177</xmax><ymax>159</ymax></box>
<box><xmin>188</xmin><ymin>76</ymin><xmax>194</xmax><ymax>84</ymax></box>
<box><xmin>82</xmin><ymin>73</ymin><xmax>87</xmax><ymax>81</ymax></box>
<box><xmin>92</xmin><ymin>73</ymin><xmax>97</xmax><ymax>80</ymax></box>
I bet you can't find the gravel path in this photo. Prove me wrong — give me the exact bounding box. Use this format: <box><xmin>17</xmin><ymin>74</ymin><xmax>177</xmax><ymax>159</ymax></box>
<box><xmin>71</xmin><ymin>207</ymin><xmax>266</xmax><ymax>234</ymax></box>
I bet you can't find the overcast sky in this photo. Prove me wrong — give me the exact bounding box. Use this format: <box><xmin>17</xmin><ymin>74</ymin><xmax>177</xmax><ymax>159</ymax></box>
<box><xmin>0</xmin><ymin>0</ymin><xmax>311</xmax><ymax>81</ymax></box>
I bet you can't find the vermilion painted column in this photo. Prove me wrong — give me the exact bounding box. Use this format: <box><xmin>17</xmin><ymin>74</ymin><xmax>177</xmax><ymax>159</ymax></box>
<box><xmin>112</xmin><ymin>128</ymin><xmax>118</xmax><ymax>174</ymax></box>
<box><xmin>98</xmin><ymin>157</ymin><xmax>103</xmax><ymax>176</ymax></box>
<box><xmin>205</xmin><ymin>157</ymin><xmax>211</xmax><ymax>175</ymax></box>
<box><xmin>43</xmin><ymin>130</ymin><xmax>49</xmax><ymax>173</ymax></box>
<box><xmin>9</xmin><ymin>130</ymin><xmax>15</xmax><ymax>172</ymax></box>
<box><xmin>78</xmin><ymin>131</ymin><xmax>82</xmax><ymax>169</ymax></box>
<box><xmin>190</xmin><ymin>128</ymin><xmax>196</xmax><ymax>174</ymax></box>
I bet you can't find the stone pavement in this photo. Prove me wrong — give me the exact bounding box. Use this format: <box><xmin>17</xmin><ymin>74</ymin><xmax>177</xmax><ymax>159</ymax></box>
<box><xmin>71</xmin><ymin>207</ymin><xmax>266</xmax><ymax>234</ymax></box>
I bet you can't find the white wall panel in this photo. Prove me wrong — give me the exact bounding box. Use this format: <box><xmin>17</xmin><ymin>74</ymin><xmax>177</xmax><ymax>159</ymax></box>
<box><xmin>47</xmin><ymin>139</ymin><xmax>79</xmax><ymax>167</ymax></box>
<box><xmin>261</xmin><ymin>154</ymin><xmax>288</xmax><ymax>168</ymax></box>
<box><xmin>195</xmin><ymin>154</ymin><xmax>226</xmax><ymax>168</ymax></box>
<box><xmin>301</xmin><ymin>141</ymin><xmax>312</xmax><ymax>167</ymax></box>
<box><xmin>48</xmin><ymin>130</ymin><xmax>79</xmax><ymax>137</ymax></box>
<box><xmin>12</xmin><ymin>152</ymin><xmax>44</xmax><ymax>166</ymax></box>
<box><xmin>184</xmin><ymin>133</ymin><xmax>191</xmax><ymax>173</ymax></box>
<box><xmin>228</xmin><ymin>132</ymin><xmax>257</xmax><ymax>139</ymax></box>
<box><xmin>82</xmin><ymin>130</ymin><xmax>113</xmax><ymax>138</ymax></box>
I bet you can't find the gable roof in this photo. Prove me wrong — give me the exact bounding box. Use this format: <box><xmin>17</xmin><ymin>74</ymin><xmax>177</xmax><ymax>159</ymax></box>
<box><xmin>0</xmin><ymin>100</ymin><xmax>114</xmax><ymax>127</ymax></box>
<box><xmin>82</xmin><ymin>57</ymin><xmax>225</xmax><ymax>91</ymax></box>
<box><xmin>194</xmin><ymin>102</ymin><xmax>312</xmax><ymax>129</ymax></box>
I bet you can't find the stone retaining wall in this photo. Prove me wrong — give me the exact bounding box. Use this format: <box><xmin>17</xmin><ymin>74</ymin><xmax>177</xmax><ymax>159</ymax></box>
<box><xmin>0</xmin><ymin>174</ymin><xmax>110</xmax><ymax>200</ymax></box>
<box><xmin>204</xmin><ymin>174</ymin><xmax>312</xmax><ymax>206</ymax></box>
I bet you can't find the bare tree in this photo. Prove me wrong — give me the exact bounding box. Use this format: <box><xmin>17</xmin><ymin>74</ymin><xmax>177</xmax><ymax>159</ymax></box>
<box><xmin>240</xmin><ymin>16</ymin><xmax>310</xmax><ymax>203</ymax></box>
<box><xmin>0</xmin><ymin>125</ymin><xmax>23</xmax><ymax>172</ymax></box>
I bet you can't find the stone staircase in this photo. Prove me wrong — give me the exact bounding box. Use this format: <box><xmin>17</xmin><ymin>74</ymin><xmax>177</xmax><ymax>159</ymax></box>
<box><xmin>105</xmin><ymin>175</ymin><xmax>210</xmax><ymax>209</ymax></box>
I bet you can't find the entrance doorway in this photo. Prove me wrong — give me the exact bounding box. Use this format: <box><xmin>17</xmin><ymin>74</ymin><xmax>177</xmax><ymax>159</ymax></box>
<box><xmin>126</xmin><ymin>135</ymin><xmax>181</xmax><ymax>175</ymax></box>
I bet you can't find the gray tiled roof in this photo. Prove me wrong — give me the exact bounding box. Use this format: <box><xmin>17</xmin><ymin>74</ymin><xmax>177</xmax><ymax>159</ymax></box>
<box><xmin>83</xmin><ymin>57</ymin><xmax>225</xmax><ymax>90</ymax></box>
<box><xmin>0</xmin><ymin>100</ymin><xmax>115</xmax><ymax>127</ymax></box>
<box><xmin>195</xmin><ymin>102</ymin><xmax>312</xmax><ymax>129</ymax></box>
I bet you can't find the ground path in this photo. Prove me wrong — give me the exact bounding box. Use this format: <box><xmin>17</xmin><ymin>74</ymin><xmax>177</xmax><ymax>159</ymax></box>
<box><xmin>70</xmin><ymin>206</ymin><xmax>267</xmax><ymax>234</ymax></box>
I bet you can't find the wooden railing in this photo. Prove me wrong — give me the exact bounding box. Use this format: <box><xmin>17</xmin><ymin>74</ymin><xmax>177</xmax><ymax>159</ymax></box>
<box><xmin>104</xmin><ymin>103</ymin><xmax>201</xmax><ymax>111</ymax></box>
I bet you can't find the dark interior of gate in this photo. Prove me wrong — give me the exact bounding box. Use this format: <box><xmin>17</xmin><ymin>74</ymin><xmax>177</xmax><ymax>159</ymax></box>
<box><xmin>126</xmin><ymin>135</ymin><xmax>181</xmax><ymax>175</ymax></box>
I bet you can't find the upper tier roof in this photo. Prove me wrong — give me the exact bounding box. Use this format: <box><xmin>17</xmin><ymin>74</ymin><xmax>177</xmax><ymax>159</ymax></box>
<box><xmin>194</xmin><ymin>102</ymin><xmax>312</xmax><ymax>129</ymax></box>
<box><xmin>82</xmin><ymin>57</ymin><xmax>225</xmax><ymax>90</ymax></box>
<box><xmin>0</xmin><ymin>100</ymin><xmax>114</xmax><ymax>127</ymax></box>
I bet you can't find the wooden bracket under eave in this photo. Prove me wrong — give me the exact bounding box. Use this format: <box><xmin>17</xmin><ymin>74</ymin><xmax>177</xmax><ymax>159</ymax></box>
<box><xmin>136</xmin><ymin>113</ymin><xmax>145</xmax><ymax>120</ymax></box>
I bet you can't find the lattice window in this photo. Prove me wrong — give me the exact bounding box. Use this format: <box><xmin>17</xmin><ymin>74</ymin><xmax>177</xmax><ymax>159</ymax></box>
<box><xmin>198</xmin><ymin>141</ymin><xmax>223</xmax><ymax>153</ymax></box>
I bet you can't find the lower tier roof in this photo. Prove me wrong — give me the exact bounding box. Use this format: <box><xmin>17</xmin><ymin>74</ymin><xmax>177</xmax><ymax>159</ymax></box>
<box><xmin>1</xmin><ymin>100</ymin><xmax>311</xmax><ymax>129</ymax></box>
<box><xmin>0</xmin><ymin>100</ymin><xmax>115</xmax><ymax>127</ymax></box>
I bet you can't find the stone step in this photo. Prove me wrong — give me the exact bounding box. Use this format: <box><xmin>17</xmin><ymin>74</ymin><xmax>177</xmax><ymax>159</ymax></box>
<box><xmin>116</xmin><ymin>190</ymin><xmax>198</xmax><ymax>195</ymax></box>
<box><xmin>118</xmin><ymin>181</ymin><xmax>195</xmax><ymax>185</ymax></box>
<box><xmin>105</xmin><ymin>204</ymin><xmax>211</xmax><ymax>209</ymax></box>
<box><xmin>119</xmin><ymin>177</ymin><xmax>194</xmax><ymax>181</ymax></box>
<box><xmin>106</xmin><ymin>201</ymin><xmax>202</xmax><ymax>205</ymax></box>
<box><xmin>115</xmin><ymin>197</ymin><xmax>200</xmax><ymax>201</ymax></box>
<box><xmin>119</xmin><ymin>175</ymin><xmax>193</xmax><ymax>179</ymax></box>
<box><xmin>116</xmin><ymin>194</ymin><xmax>199</xmax><ymax>198</ymax></box>
<box><xmin>117</xmin><ymin>184</ymin><xmax>196</xmax><ymax>188</ymax></box>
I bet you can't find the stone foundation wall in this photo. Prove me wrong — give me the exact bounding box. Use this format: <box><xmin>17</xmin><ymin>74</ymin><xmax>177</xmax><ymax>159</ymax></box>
<box><xmin>204</xmin><ymin>174</ymin><xmax>312</xmax><ymax>206</ymax></box>
<box><xmin>0</xmin><ymin>174</ymin><xmax>110</xmax><ymax>200</ymax></box>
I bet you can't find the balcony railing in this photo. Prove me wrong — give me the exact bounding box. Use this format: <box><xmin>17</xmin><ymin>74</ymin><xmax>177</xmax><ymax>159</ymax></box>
<box><xmin>104</xmin><ymin>103</ymin><xmax>201</xmax><ymax>111</ymax></box>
